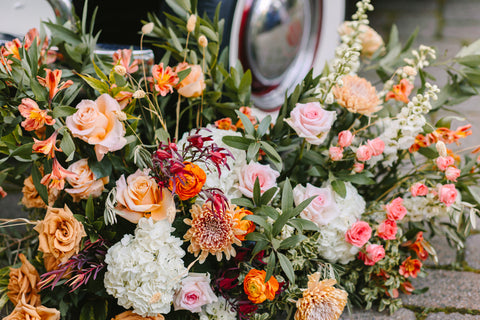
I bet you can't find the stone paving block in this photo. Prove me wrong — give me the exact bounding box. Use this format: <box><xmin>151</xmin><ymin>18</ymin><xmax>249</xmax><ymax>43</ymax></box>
<box><xmin>427</xmin><ymin>235</ymin><xmax>457</xmax><ymax>266</ymax></box>
<box><xmin>426</xmin><ymin>313</ymin><xmax>480</xmax><ymax>320</ymax></box>
<box><xmin>466</xmin><ymin>234</ymin><xmax>480</xmax><ymax>270</ymax></box>
<box><xmin>341</xmin><ymin>308</ymin><xmax>416</xmax><ymax>320</ymax></box>
<box><xmin>402</xmin><ymin>270</ymin><xmax>480</xmax><ymax>310</ymax></box>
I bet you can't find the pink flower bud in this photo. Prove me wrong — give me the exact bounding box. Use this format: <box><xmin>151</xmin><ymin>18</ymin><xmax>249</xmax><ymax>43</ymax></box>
<box><xmin>435</xmin><ymin>156</ymin><xmax>454</xmax><ymax>171</ymax></box>
<box><xmin>438</xmin><ymin>184</ymin><xmax>457</xmax><ymax>207</ymax></box>
<box><xmin>356</xmin><ymin>145</ymin><xmax>372</xmax><ymax>162</ymax></box>
<box><xmin>367</xmin><ymin>138</ymin><xmax>385</xmax><ymax>156</ymax></box>
<box><xmin>353</xmin><ymin>162</ymin><xmax>364</xmax><ymax>173</ymax></box>
<box><xmin>359</xmin><ymin>244</ymin><xmax>385</xmax><ymax>266</ymax></box>
<box><xmin>329</xmin><ymin>147</ymin><xmax>343</xmax><ymax>161</ymax></box>
<box><xmin>338</xmin><ymin>130</ymin><xmax>354</xmax><ymax>148</ymax></box>
<box><xmin>410</xmin><ymin>182</ymin><xmax>428</xmax><ymax>197</ymax></box>
<box><xmin>377</xmin><ymin>219</ymin><xmax>397</xmax><ymax>240</ymax></box>
<box><xmin>445</xmin><ymin>166</ymin><xmax>461</xmax><ymax>182</ymax></box>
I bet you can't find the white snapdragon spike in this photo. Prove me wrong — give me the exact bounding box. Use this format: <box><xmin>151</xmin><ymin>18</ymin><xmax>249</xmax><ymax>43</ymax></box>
<box><xmin>199</xmin><ymin>297</ymin><xmax>236</xmax><ymax>320</ymax></box>
<box><xmin>104</xmin><ymin>219</ymin><xmax>187</xmax><ymax>316</ymax></box>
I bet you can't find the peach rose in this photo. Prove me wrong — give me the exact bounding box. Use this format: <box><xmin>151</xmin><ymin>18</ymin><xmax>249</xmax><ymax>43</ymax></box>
<box><xmin>173</xmin><ymin>273</ymin><xmax>218</xmax><ymax>313</ymax></box>
<box><xmin>385</xmin><ymin>197</ymin><xmax>407</xmax><ymax>221</ymax></box>
<box><xmin>21</xmin><ymin>175</ymin><xmax>59</xmax><ymax>209</ymax></box>
<box><xmin>353</xmin><ymin>162</ymin><xmax>364</xmax><ymax>173</ymax></box>
<box><xmin>4</xmin><ymin>295</ymin><xmax>60</xmax><ymax>320</ymax></box>
<box><xmin>65</xmin><ymin>159</ymin><xmax>109</xmax><ymax>202</ymax></box>
<box><xmin>345</xmin><ymin>221</ymin><xmax>372</xmax><ymax>247</ymax></box>
<box><xmin>42</xmin><ymin>253</ymin><xmax>62</xmax><ymax>272</ymax></box>
<box><xmin>170</xmin><ymin>162</ymin><xmax>206</xmax><ymax>201</ymax></box>
<box><xmin>377</xmin><ymin>219</ymin><xmax>397</xmax><ymax>240</ymax></box>
<box><xmin>410</xmin><ymin>182</ymin><xmax>428</xmax><ymax>197</ymax></box>
<box><xmin>7</xmin><ymin>253</ymin><xmax>41</xmax><ymax>306</ymax></box>
<box><xmin>438</xmin><ymin>184</ymin><xmax>457</xmax><ymax>207</ymax></box>
<box><xmin>175</xmin><ymin>63</ymin><xmax>206</xmax><ymax>98</ymax></box>
<box><xmin>112</xmin><ymin>311</ymin><xmax>164</xmax><ymax>320</ymax></box>
<box><xmin>243</xmin><ymin>269</ymin><xmax>279</xmax><ymax>304</ymax></box>
<box><xmin>239</xmin><ymin>161</ymin><xmax>279</xmax><ymax>198</ymax></box>
<box><xmin>34</xmin><ymin>205</ymin><xmax>86</xmax><ymax>264</ymax></box>
<box><xmin>66</xmin><ymin>94</ymin><xmax>127</xmax><ymax>161</ymax></box>
<box><xmin>359</xmin><ymin>244</ymin><xmax>385</xmax><ymax>266</ymax></box>
<box><xmin>115</xmin><ymin>169</ymin><xmax>176</xmax><ymax>223</ymax></box>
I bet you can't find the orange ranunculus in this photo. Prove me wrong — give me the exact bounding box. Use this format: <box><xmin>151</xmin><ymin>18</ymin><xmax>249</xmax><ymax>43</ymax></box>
<box><xmin>174</xmin><ymin>62</ymin><xmax>206</xmax><ymax>98</ymax></box>
<box><xmin>243</xmin><ymin>269</ymin><xmax>279</xmax><ymax>304</ymax></box>
<box><xmin>385</xmin><ymin>79</ymin><xmax>414</xmax><ymax>104</ymax></box>
<box><xmin>233</xmin><ymin>207</ymin><xmax>255</xmax><ymax>241</ymax></box>
<box><xmin>171</xmin><ymin>162</ymin><xmax>206</xmax><ymax>201</ymax></box>
<box><xmin>7</xmin><ymin>253</ymin><xmax>41</xmax><ymax>306</ymax></box>
<box><xmin>18</xmin><ymin>98</ymin><xmax>55</xmax><ymax>131</ymax></box>
<box><xmin>399</xmin><ymin>256</ymin><xmax>422</xmax><ymax>278</ymax></box>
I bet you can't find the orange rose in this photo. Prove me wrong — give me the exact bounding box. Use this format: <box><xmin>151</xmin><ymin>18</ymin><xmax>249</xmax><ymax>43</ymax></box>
<box><xmin>243</xmin><ymin>269</ymin><xmax>279</xmax><ymax>304</ymax></box>
<box><xmin>4</xmin><ymin>295</ymin><xmax>60</xmax><ymax>320</ymax></box>
<box><xmin>21</xmin><ymin>175</ymin><xmax>59</xmax><ymax>209</ymax></box>
<box><xmin>65</xmin><ymin>159</ymin><xmax>109</xmax><ymax>202</ymax></box>
<box><xmin>116</xmin><ymin>169</ymin><xmax>176</xmax><ymax>223</ymax></box>
<box><xmin>34</xmin><ymin>205</ymin><xmax>86</xmax><ymax>264</ymax></box>
<box><xmin>233</xmin><ymin>207</ymin><xmax>255</xmax><ymax>241</ymax></box>
<box><xmin>171</xmin><ymin>162</ymin><xmax>206</xmax><ymax>201</ymax></box>
<box><xmin>7</xmin><ymin>254</ymin><xmax>41</xmax><ymax>306</ymax></box>
<box><xmin>112</xmin><ymin>311</ymin><xmax>164</xmax><ymax>320</ymax></box>
<box><xmin>174</xmin><ymin>63</ymin><xmax>206</xmax><ymax>98</ymax></box>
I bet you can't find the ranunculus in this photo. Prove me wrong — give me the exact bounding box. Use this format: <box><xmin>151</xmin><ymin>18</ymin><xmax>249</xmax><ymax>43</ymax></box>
<box><xmin>173</xmin><ymin>273</ymin><xmax>217</xmax><ymax>313</ymax></box>
<box><xmin>345</xmin><ymin>221</ymin><xmax>372</xmax><ymax>247</ymax></box>
<box><xmin>385</xmin><ymin>197</ymin><xmax>407</xmax><ymax>220</ymax></box>
<box><xmin>174</xmin><ymin>63</ymin><xmax>206</xmax><ymax>98</ymax></box>
<box><xmin>284</xmin><ymin>102</ymin><xmax>336</xmax><ymax>145</ymax></box>
<box><xmin>399</xmin><ymin>257</ymin><xmax>422</xmax><ymax>278</ymax></box>
<box><xmin>338</xmin><ymin>130</ymin><xmax>354</xmax><ymax>148</ymax></box>
<box><xmin>234</xmin><ymin>207</ymin><xmax>255</xmax><ymax>241</ymax></box>
<box><xmin>65</xmin><ymin>159</ymin><xmax>109</xmax><ymax>202</ymax></box>
<box><xmin>116</xmin><ymin>169</ymin><xmax>176</xmax><ymax>223</ymax></box>
<box><xmin>367</xmin><ymin>138</ymin><xmax>385</xmax><ymax>156</ymax></box>
<box><xmin>359</xmin><ymin>244</ymin><xmax>385</xmax><ymax>266</ymax></box>
<box><xmin>243</xmin><ymin>269</ymin><xmax>279</xmax><ymax>304</ymax></box>
<box><xmin>356</xmin><ymin>145</ymin><xmax>372</xmax><ymax>162</ymax></box>
<box><xmin>410</xmin><ymin>182</ymin><xmax>428</xmax><ymax>197</ymax></box>
<box><xmin>66</xmin><ymin>94</ymin><xmax>127</xmax><ymax>161</ymax></box>
<box><xmin>293</xmin><ymin>184</ymin><xmax>338</xmax><ymax>226</ymax></box>
<box><xmin>112</xmin><ymin>311</ymin><xmax>164</xmax><ymax>320</ymax></box>
<box><xmin>170</xmin><ymin>162</ymin><xmax>206</xmax><ymax>201</ymax></box>
<box><xmin>34</xmin><ymin>205</ymin><xmax>86</xmax><ymax>264</ymax></box>
<box><xmin>329</xmin><ymin>147</ymin><xmax>343</xmax><ymax>161</ymax></box>
<box><xmin>438</xmin><ymin>184</ymin><xmax>457</xmax><ymax>207</ymax></box>
<box><xmin>4</xmin><ymin>295</ymin><xmax>60</xmax><ymax>320</ymax></box>
<box><xmin>377</xmin><ymin>219</ymin><xmax>397</xmax><ymax>240</ymax></box>
<box><xmin>435</xmin><ymin>156</ymin><xmax>454</xmax><ymax>171</ymax></box>
<box><xmin>445</xmin><ymin>166</ymin><xmax>461</xmax><ymax>182</ymax></box>
<box><xmin>7</xmin><ymin>253</ymin><xmax>41</xmax><ymax>306</ymax></box>
<box><xmin>238</xmin><ymin>162</ymin><xmax>279</xmax><ymax>198</ymax></box>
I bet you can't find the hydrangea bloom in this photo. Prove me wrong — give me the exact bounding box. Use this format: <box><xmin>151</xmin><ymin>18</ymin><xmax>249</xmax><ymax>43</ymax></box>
<box><xmin>199</xmin><ymin>297</ymin><xmax>236</xmax><ymax>320</ymax></box>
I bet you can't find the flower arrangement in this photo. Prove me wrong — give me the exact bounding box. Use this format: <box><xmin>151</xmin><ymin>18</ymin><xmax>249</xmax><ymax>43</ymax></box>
<box><xmin>1</xmin><ymin>0</ymin><xmax>480</xmax><ymax>319</ymax></box>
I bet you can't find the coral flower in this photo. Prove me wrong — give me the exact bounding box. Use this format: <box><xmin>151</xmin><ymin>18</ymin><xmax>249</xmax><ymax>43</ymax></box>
<box><xmin>294</xmin><ymin>274</ymin><xmax>348</xmax><ymax>320</ymax></box>
<box><xmin>112</xmin><ymin>49</ymin><xmax>139</xmax><ymax>74</ymax></box>
<box><xmin>40</xmin><ymin>158</ymin><xmax>77</xmax><ymax>190</ymax></box>
<box><xmin>402</xmin><ymin>232</ymin><xmax>429</xmax><ymax>260</ymax></box>
<box><xmin>152</xmin><ymin>62</ymin><xmax>179</xmax><ymax>96</ymax></box>
<box><xmin>170</xmin><ymin>162</ymin><xmax>206</xmax><ymax>200</ymax></box>
<box><xmin>399</xmin><ymin>256</ymin><xmax>422</xmax><ymax>278</ymax></box>
<box><xmin>32</xmin><ymin>130</ymin><xmax>62</xmax><ymax>158</ymax></box>
<box><xmin>385</xmin><ymin>79</ymin><xmax>414</xmax><ymax>103</ymax></box>
<box><xmin>18</xmin><ymin>98</ymin><xmax>55</xmax><ymax>131</ymax></box>
<box><xmin>215</xmin><ymin>117</ymin><xmax>236</xmax><ymax>131</ymax></box>
<box><xmin>184</xmin><ymin>202</ymin><xmax>243</xmax><ymax>263</ymax></box>
<box><xmin>2</xmin><ymin>38</ymin><xmax>22</xmax><ymax>59</ymax></box>
<box><xmin>333</xmin><ymin>75</ymin><xmax>382</xmax><ymax>116</ymax></box>
<box><xmin>235</xmin><ymin>106</ymin><xmax>257</xmax><ymax>130</ymax></box>
<box><xmin>37</xmin><ymin>69</ymin><xmax>74</xmax><ymax>101</ymax></box>
<box><xmin>233</xmin><ymin>207</ymin><xmax>255</xmax><ymax>241</ymax></box>
<box><xmin>243</xmin><ymin>269</ymin><xmax>279</xmax><ymax>304</ymax></box>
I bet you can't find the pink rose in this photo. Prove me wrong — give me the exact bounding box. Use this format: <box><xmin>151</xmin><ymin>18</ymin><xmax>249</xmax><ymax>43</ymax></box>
<box><xmin>239</xmin><ymin>162</ymin><xmax>279</xmax><ymax>198</ymax></box>
<box><xmin>284</xmin><ymin>102</ymin><xmax>336</xmax><ymax>145</ymax></box>
<box><xmin>438</xmin><ymin>184</ymin><xmax>457</xmax><ymax>207</ymax></box>
<box><xmin>345</xmin><ymin>221</ymin><xmax>372</xmax><ymax>247</ymax></box>
<box><xmin>356</xmin><ymin>145</ymin><xmax>372</xmax><ymax>162</ymax></box>
<box><xmin>353</xmin><ymin>162</ymin><xmax>364</xmax><ymax>173</ymax></box>
<box><xmin>435</xmin><ymin>156</ymin><xmax>454</xmax><ymax>171</ymax></box>
<box><xmin>338</xmin><ymin>130</ymin><xmax>354</xmax><ymax>148</ymax></box>
<box><xmin>66</xmin><ymin>94</ymin><xmax>127</xmax><ymax>161</ymax></box>
<box><xmin>367</xmin><ymin>138</ymin><xmax>385</xmax><ymax>156</ymax></box>
<box><xmin>377</xmin><ymin>219</ymin><xmax>397</xmax><ymax>240</ymax></box>
<box><xmin>293</xmin><ymin>184</ymin><xmax>338</xmax><ymax>226</ymax></box>
<box><xmin>385</xmin><ymin>197</ymin><xmax>407</xmax><ymax>221</ymax></box>
<box><xmin>173</xmin><ymin>273</ymin><xmax>217</xmax><ymax>313</ymax></box>
<box><xmin>445</xmin><ymin>166</ymin><xmax>461</xmax><ymax>182</ymax></box>
<box><xmin>410</xmin><ymin>182</ymin><xmax>428</xmax><ymax>197</ymax></box>
<box><xmin>359</xmin><ymin>244</ymin><xmax>385</xmax><ymax>266</ymax></box>
<box><xmin>329</xmin><ymin>147</ymin><xmax>343</xmax><ymax>161</ymax></box>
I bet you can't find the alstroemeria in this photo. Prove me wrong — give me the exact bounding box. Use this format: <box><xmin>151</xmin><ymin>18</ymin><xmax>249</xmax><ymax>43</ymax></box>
<box><xmin>2</xmin><ymin>38</ymin><xmax>22</xmax><ymax>59</ymax></box>
<box><xmin>18</xmin><ymin>98</ymin><xmax>55</xmax><ymax>131</ymax></box>
<box><xmin>152</xmin><ymin>63</ymin><xmax>179</xmax><ymax>96</ymax></box>
<box><xmin>385</xmin><ymin>79</ymin><xmax>414</xmax><ymax>103</ymax></box>
<box><xmin>32</xmin><ymin>130</ymin><xmax>62</xmax><ymax>158</ymax></box>
<box><xmin>37</xmin><ymin>69</ymin><xmax>73</xmax><ymax>101</ymax></box>
<box><xmin>40</xmin><ymin>158</ymin><xmax>77</xmax><ymax>190</ymax></box>
<box><xmin>113</xmin><ymin>49</ymin><xmax>139</xmax><ymax>74</ymax></box>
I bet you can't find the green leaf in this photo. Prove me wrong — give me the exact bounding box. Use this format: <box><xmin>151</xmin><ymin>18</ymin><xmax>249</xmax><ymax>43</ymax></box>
<box><xmin>10</xmin><ymin>143</ymin><xmax>34</xmax><ymax>160</ymax></box>
<box><xmin>277</xmin><ymin>252</ymin><xmax>295</xmax><ymax>284</ymax></box>
<box><xmin>86</xmin><ymin>196</ymin><xmax>94</xmax><ymax>221</ymax></box>
<box><xmin>260</xmin><ymin>187</ymin><xmax>277</xmax><ymax>205</ymax></box>
<box><xmin>418</xmin><ymin>146</ymin><xmax>438</xmax><ymax>159</ymax></box>
<box><xmin>236</xmin><ymin>110</ymin><xmax>255</xmax><ymax>136</ymax></box>
<box><xmin>253</xmin><ymin>177</ymin><xmax>261</xmax><ymax>207</ymax></box>
<box><xmin>245</xmin><ymin>232</ymin><xmax>269</xmax><ymax>242</ymax></box>
<box><xmin>222</xmin><ymin>135</ymin><xmax>254</xmax><ymax>150</ymax></box>
<box><xmin>256</xmin><ymin>115</ymin><xmax>272</xmax><ymax>137</ymax></box>
<box><xmin>31</xmin><ymin>163</ymin><xmax>48</xmax><ymax>205</ymax></box>
<box><xmin>231</xmin><ymin>197</ymin><xmax>254</xmax><ymax>208</ymax></box>
<box><xmin>247</xmin><ymin>142</ymin><xmax>260</xmax><ymax>162</ymax></box>
<box><xmin>30</xmin><ymin>78</ymin><xmax>47</xmax><ymax>102</ymax></box>
<box><xmin>77</xmin><ymin>74</ymin><xmax>109</xmax><ymax>93</ymax></box>
<box><xmin>177</xmin><ymin>68</ymin><xmax>191</xmax><ymax>83</ymax></box>
<box><xmin>52</xmin><ymin>105</ymin><xmax>77</xmax><ymax>119</ymax></box>
<box><xmin>278</xmin><ymin>235</ymin><xmax>307</xmax><ymax>250</ymax></box>
<box><xmin>168</xmin><ymin>27</ymin><xmax>183</xmax><ymax>52</ymax></box>
<box><xmin>435</xmin><ymin>116</ymin><xmax>465</xmax><ymax>129</ymax></box>
<box><xmin>60</xmin><ymin>130</ymin><xmax>75</xmax><ymax>162</ymax></box>
<box><xmin>291</xmin><ymin>196</ymin><xmax>315</xmax><ymax>217</ymax></box>
<box><xmin>93</xmin><ymin>60</ymin><xmax>109</xmax><ymax>82</ymax></box>
<box><xmin>265</xmin><ymin>253</ymin><xmax>276</xmax><ymax>284</ymax></box>
<box><xmin>44</xmin><ymin>21</ymin><xmax>81</xmax><ymax>45</ymax></box>
<box><xmin>88</xmin><ymin>157</ymin><xmax>112</xmax><ymax>179</ymax></box>
<box><xmin>281</xmin><ymin>178</ymin><xmax>293</xmax><ymax>211</ymax></box>
<box><xmin>467</xmin><ymin>186</ymin><xmax>480</xmax><ymax>206</ymax></box>
<box><xmin>244</xmin><ymin>215</ymin><xmax>270</xmax><ymax>231</ymax></box>
<box><xmin>331</xmin><ymin>179</ymin><xmax>346</xmax><ymax>198</ymax></box>
<box><xmin>259</xmin><ymin>141</ymin><xmax>282</xmax><ymax>171</ymax></box>
<box><xmin>258</xmin><ymin>205</ymin><xmax>280</xmax><ymax>220</ymax></box>
<box><xmin>341</xmin><ymin>173</ymin><xmax>375</xmax><ymax>185</ymax></box>
<box><xmin>252</xmin><ymin>240</ymin><xmax>269</xmax><ymax>257</ymax></box>
<box><xmin>288</xmin><ymin>218</ymin><xmax>319</xmax><ymax>232</ymax></box>
<box><xmin>199</xmin><ymin>26</ymin><xmax>219</xmax><ymax>42</ymax></box>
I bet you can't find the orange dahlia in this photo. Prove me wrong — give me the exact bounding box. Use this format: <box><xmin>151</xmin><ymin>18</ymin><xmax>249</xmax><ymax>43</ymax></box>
<box><xmin>184</xmin><ymin>202</ymin><xmax>243</xmax><ymax>263</ymax></box>
<box><xmin>295</xmin><ymin>274</ymin><xmax>348</xmax><ymax>320</ymax></box>
<box><xmin>333</xmin><ymin>75</ymin><xmax>382</xmax><ymax>116</ymax></box>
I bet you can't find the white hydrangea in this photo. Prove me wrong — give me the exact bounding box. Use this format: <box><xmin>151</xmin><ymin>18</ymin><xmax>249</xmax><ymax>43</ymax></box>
<box><xmin>178</xmin><ymin>125</ymin><xmax>247</xmax><ymax>200</ymax></box>
<box><xmin>104</xmin><ymin>218</ymin><xmax>187</xmax><ymax>316</ymax></box>
<box><xmin>199</xmin><ymin>297</ymin><xmax>236</xmax><ymax>320</ymax></box>
<box><xmin>316</xmin><ymin>182</ymin><xmax>366</xmax><ymax>264</ymax></box>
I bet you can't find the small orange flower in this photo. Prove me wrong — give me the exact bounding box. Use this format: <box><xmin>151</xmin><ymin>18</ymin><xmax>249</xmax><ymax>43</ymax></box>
<box><xmin>243</xmin><ymin>269</ymin><xmax>279</xmax><ymax>304</ymax></box>
<box><xmin>113</xmin><ymin>89</ymin><xmax>133</xmax><ymax>109</ymax></box>
<box><xmin>152</xmin><ymin>63</ymin><xmax>179</xmax><ymax>96</ymax></box>
<box><xmin>454</xmin><ymin>124</ymin><xmax>472</xmax><ymax>139</ymax></box>
<box><xmin>399</xmin><ymin>256</ymin><xmax>422</xmax><ymax>278</ymax></box>
<box><xmin>37</xmin><ymin>69</ymin><xmax>73</xmax><ymax>101</ymax></box>
<box><xmin>32</xmin><ymin>130</ymin><xmax>62</xmax><ymax>158</ymax></box>
<box><xmin>402</xmin><ymin>232</ymin><xmax>429</xmax><ymax>260</ymax></box>
<box><xmin>0</xmin><ymin>186</ymin><xmax>6</xmax><ymax>198</ymax></box>
<box><xmin>233</xmin><ymin>207</ymin><xmax>255</xmax><ymax>241</ymax></box>
<box><xmin>171</xmin><ymin>162</ymin><xmax>206</xmax><ymax>200</ymax></box>
<box><xmin>215</xmin><ymin>117</ymin><xmax>236</xmax><ymax>131</ymax></box>
<box><xmin>385</xmin><ymin>79</ymin><xmax>414</xmax><ymax>103</ymax></box>
<box><xmin>40</xmin><ymin>158</ymin><xmax>77</xmax><ymax>190</ymax></box>
<box><xmin>333</xmin><ymin>75</ymin><xmax>382</xmax><ymax>116</ymax></box>
<box><xmin>113</xmin><ymin>49</ymin><xmax>139</xmax><ymax>74</ymax></box>
<box><xmin>2</xmin><ymin>38</ymin><xmax>22</xmax><ymax>59</ymax></box>
<box><xmin>235</xmin><ymin>106</ymin><xmax>257</xmax><ymax>130</ymax></box>
<box><xmin>18</xmin><ymin>98</ymin><xmax>55</xmax><ymax>131</ymax></box>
